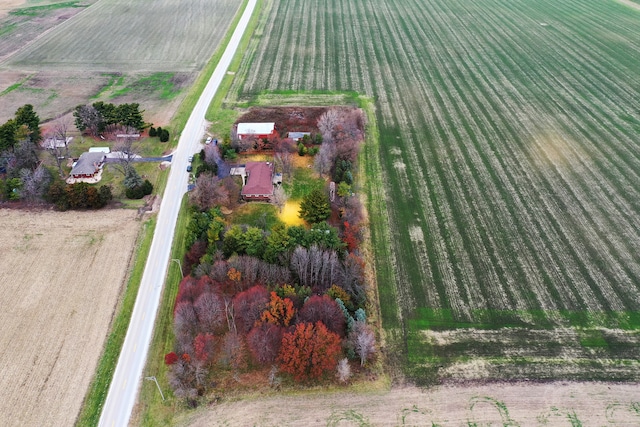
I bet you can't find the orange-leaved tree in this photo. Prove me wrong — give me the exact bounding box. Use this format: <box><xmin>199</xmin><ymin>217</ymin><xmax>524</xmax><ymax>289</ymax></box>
<box><xmin>278</xmin><ymin>321</ymin><xmax>341</xmax><ymax>382</ymax></box>
<box><xmin>261</xmin><ymin>291</ymin><xmax>295</xmax><ymax>326</ymax></box>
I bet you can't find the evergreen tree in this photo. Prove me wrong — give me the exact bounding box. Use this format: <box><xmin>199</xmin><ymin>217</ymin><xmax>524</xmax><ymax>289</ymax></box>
<box><xmin>299</xmin><ymin>188</ymin><xmax>331</xmax><ymax>224</ymax></box>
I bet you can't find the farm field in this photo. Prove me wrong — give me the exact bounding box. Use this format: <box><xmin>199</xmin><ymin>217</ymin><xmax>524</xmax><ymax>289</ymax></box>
<box><xmin>180</xmin><ymin>382</ymin><xmax>640</xmax><ymax>426</ymax></box>
<box><xmin>225</xmin><ymin>0</ymin><xmax>640</xmax><ymax>382</ymax></box>
<box><xmin>0</xmin><ymin>208</ymin><xmax>139</xmax><ymax>426</ymax></box>
<box><xmin>0</xmin><ymin>0</ymin><xmax>243</xmax><ymax>124</ymax></box>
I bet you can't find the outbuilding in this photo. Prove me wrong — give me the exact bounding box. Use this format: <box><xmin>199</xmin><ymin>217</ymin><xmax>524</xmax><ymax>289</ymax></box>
<box><xmin>236</xmin><ymin>122</ymin><xmax>277</xmax><ymax>140</ymax></box>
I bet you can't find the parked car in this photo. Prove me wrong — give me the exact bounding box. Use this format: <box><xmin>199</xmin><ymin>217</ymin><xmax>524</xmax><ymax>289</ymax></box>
<box><xmin>205</xmin><ymin>137</ymin><xmax>212</xmax><ymax>144</ymax></box>
<box><xmin>186</xmin><ymin>164</ymin><xmax>192</xmax><ymax>172</ymax></box>
<box><xmin>188</xmin><ymin>155</ymin><xmax>193</xmax><ymax>162</ymax></box>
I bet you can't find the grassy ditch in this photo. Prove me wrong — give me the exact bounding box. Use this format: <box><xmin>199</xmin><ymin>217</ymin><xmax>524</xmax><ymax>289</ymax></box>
<box><xmin>75</xmin><ymin>217</ymin><xmax>157</xmax><ymax>426</ymax></box>
<box><xmin>204</xmin><ymin>0</ymin><xmax>265</xmax><ymax>138</ymax></box>
<box><xmin>133</xmin><ymin>197</ymin><xmax>190</xmax><ymax>426</ymax></box>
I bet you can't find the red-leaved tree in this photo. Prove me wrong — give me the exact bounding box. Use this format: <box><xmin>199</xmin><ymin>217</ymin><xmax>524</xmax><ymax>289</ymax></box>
<box><xmin>232</xmin><ymin>285</ymin><xmax>269</xmax><ymax>334</ymax></box>
<box><xmin>194</xmin><ymin>291</ymin><xmax>226</xmax><ymax>334</ymax></box>
<box><xmin>297</xmin><ymin>295</ymin><xmax>346</xmax><ymax>337</ymax></box>
<box><xmin>278</xmin><ymin>321</ymin><xmax>341</xmax><ymax>381</ymax></box>
<box><xmin>246</xmin><ymin>322</ymin><xmax>284</xmax><ymax>364</ymax></box>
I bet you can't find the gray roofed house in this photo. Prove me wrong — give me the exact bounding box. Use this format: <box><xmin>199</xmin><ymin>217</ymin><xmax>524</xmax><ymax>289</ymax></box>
<box><xmin>70</xmin><ymin>152</ymin><xmax>106</xmax><ymax>178</ymax></box>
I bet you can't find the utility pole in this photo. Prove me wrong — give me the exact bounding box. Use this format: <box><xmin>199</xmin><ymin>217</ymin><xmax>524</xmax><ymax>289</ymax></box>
<box><xmin>144</xmin><ymin>376</ymin><xmax>165</xmax><ymax>401</ymax></box>
<box><xmin>171</xmin><ymin>258</ymin><xmax>183</xmax><ymax>279</ymax></box>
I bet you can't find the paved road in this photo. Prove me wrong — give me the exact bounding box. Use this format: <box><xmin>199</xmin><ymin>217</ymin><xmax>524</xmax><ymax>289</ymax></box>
<box><xmin>98</xmin><ymin>1</ymin><xmax>257</xmax><ymax>425</ymax></box>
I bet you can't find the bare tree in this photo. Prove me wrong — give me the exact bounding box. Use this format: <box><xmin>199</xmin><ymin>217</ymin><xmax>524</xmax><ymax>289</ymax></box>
<box><xmin>314</xmin><ymin>141</ymin><xmax>335</xmax><ymax>178</ymax></box>
<box><xmin>189</xmin><ymin>172</ymin><xmax>230</xmax><ymax>210</ymax></box>
<box><xmin>194</xmin><ymin>291</ymin><xmax>226</xmax><ymax>334</ymax></box>
<box><xmin>52</xmin><ymin>114</ymin><xmax>72</xmax><ymax>157</ymax></box>
<box><xmin>290</xmin><ymin>245</ymin><xmax>342</xmax><ymax>292</ymax></box>
<box><xmin>274</xmin><ymin>150</ymin><xmax>293</xmax><ymax>177</ymax></box>
<box><xmin>318</xmin><ymin>108</ymin><xmax>341</xmax><ymax>143</ymax></box>
<box><xmin>43</xmin><ymin>129</ymin><xmax>66</xmax><ymax>177</ymax></box>
<box><xmin>110</xmin><ymin>127</ymin><xmax>141</xmax><ymax>177</ymax></box>
<box><xmin>19</xmin><ymin>164</ymin><xmax>51</xmax><ymax>202</ymax></box>
<box><xmin>336</xmin><ymin>358</ymin><xmax>352</xmax><ymax>383</ymax></box>
<box><xmin>270</xmin><ymin>185</ymin><xmax>287</xmax><ymax>212</ymax></box>
<box><xmin>349</xmin><ymin>321</ymin><xmax>376</xmax><ymax>366</ymax></box>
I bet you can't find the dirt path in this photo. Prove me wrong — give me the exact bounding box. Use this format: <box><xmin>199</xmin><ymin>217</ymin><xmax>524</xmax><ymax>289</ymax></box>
<box><xmin>181</xmin><ymin>382</ymin><xmax>640</xmax><ymax>426</ymax></box>
<box><xmin>0</xmin><ymin>208</ymin><xmax>139</xmax><ymax>427</ymax></box>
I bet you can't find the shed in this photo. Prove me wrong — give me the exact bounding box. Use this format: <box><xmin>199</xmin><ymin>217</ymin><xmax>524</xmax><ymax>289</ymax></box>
<box><xmin>288</xmin><ymin>132</ymin><xmax>311</xmax><ymax>142</ymax></box>
<box><xmin>89</xmin><ymin>146</ymin><xmax>110</xmax><ymax>154</ymax></box>
<box><xmin>237</xmin><ymin>122</ymin><xmax>277</xmax><ymax>140</ymax></box>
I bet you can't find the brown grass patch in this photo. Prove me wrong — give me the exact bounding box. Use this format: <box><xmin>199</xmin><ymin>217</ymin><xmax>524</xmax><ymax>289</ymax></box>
<box><xmin>0</xmin><ymin>208</ymin><xmax>140</xmax><ymax>426</ymax></box>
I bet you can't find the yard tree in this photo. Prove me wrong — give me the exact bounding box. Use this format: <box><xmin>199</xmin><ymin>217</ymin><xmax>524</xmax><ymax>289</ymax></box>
<box><xmin>270</xmin><ymin>185</ymin><xmax>287</xmax><ymax>213</ymax></box>
<box><xmin>74</xmin><ymin>104</ymin><xmax>102</xmax><ymax>136</ymax></box>
<box><xmin>189</xmin><ymin>172</ymin><xmax>230</xmax><ymax>211</ymax></box>
<box><xmin>299</xmin><ymin>187</ymin><xmax>330</xmax><ymax>224</ymax></box>
<box><xmin>278</xmin><ymin>321</ymin><xmax>341</xmax><ymax>382</ymax></box>
<box><xmin>15</xmin><ymin>104</ymin><xmax>41</xmax><ymax>142</ymax></box>
<box><xmin>19</xmin><ymin>164</ymin><xmax>51</xmax><ymax>202</ymax></box>
<box><xmin>0</xmin><ymin>119</ymin><xmax>18</xmax><ymax>151</ymax></box>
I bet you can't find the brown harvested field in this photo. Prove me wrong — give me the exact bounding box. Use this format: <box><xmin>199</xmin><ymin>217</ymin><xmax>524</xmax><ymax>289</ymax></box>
<box><xmin>181</xmin><ymin>382</ymin><xmax>640</xmax><ymax>426</ymax></box>
<box><xmin>0</xmin><ymin>208</ymin><xmax>140</xmax><ymax>426</ymax></box>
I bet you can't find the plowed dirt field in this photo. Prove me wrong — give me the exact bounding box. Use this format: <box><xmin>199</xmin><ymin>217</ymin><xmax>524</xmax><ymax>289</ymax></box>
<box><xmin>0</xmin><ymin>208</ymin><xmax>140</xmax><ymax>426</ymax></box>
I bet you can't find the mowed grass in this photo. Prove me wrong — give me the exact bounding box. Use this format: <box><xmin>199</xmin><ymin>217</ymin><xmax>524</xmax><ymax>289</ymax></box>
<box><xmin>228</xmin><ymin>0</ymin><xmax>640</xmax><ymax>381</ymax></box>
<box><xmin>5</xmin><ymin>0</ymin><xmax>242</xmax><ymax>72</ymax></box>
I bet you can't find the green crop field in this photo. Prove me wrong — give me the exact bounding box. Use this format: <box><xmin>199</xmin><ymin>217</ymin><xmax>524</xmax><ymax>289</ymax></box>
<box><xmin>5</xmin><ymin>0</ymin><xmax>242</xmax><ymax>72</ymax></box>
<box><xmin>225</xmin><ymin>0</ymin><xmax>640</xmax><ymax>383</ymax></box>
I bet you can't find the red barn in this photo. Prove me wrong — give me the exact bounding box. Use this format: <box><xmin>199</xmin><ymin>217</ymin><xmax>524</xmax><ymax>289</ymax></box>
<box><xmin>240</xmin><ymin>162</ymin><xmax>274</xmax><ymax>201</ymax></box>
<box><xmin>237</xmin><ymin>122</ymin><xmax>277</xmax><ymax>140</ymax></box>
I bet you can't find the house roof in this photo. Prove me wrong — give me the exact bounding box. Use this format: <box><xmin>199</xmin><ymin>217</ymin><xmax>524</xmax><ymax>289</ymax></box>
<box><xmin>237</xmin><ymin>122</ymin><xmax>276</xmax><ymax>135</ymax></box>
<box><xmin>71</xmin><ymin>152</ymin><xmax>105</xmax><ymax>176</ymax></box>
<box><xmin>89</xmin><ymin>146</ymin><xmax>110</xmax><ymax>153</ymax></box>
<box><xmin>241</xmin><ymin>162</ymin><xmax>274</xmax><ymax>196</ymax></box>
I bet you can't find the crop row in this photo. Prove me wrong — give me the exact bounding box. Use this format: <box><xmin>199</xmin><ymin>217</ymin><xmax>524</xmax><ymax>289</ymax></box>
<box><xmin>232</xmin><ymin>0</ymin><xmax>640</xmax><ymax>377</ymax></box>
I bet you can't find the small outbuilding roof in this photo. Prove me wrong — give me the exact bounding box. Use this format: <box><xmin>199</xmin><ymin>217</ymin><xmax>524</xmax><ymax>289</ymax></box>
<box><xmin>237</xmin><ymin>122</ymin><xmax>276</xmax><ymax>135</ymax></box>
<box><xmin>288</xmin><ymin>132</ymin><xmax>311</xmax><ymax>141</ymax></box>
<box><xmin>71</xmin><ymin>152</ymin><xmax>105</xmax><ymax>176</ymax></box>
<box><xmin>241</xmin><ymin>162</ymin><xmax>274</xmax><ymax>197</ymax></box>
<box><xmin>89</xmin><ymin>146</ymin><xmax>110</xmax><ymax>153</ymax></box>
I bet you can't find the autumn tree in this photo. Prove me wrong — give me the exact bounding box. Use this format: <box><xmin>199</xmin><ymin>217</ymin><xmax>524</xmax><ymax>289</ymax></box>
<box><xmin>299</xmin><ymin>187</ymin><xmax>330</xmax><ymax>224</ymax></box>
<box><xmin>232</xmin><ymin>285</ymin><xmax>269</xmax><ymax>334</ymax></box>
<box><xmin>297</xmin><ymin>295</ymin><xmax>346</xmax><ymax>337</ymax></box>
<box><xmin>246</xmin><ymin>322</ymin><xmax>284</xmax><ymax>364</ymax></box>
<box><xmin>278</xmin><ymin>321</ymin><xmax>342</xmax><ymax>381</ymax></box>
<box><xmin>261</xmin><ymin>291</ymin><xmax>295</xmax><ymax>327</ymax></box>
<box><xmin>194</xmin><ymin>291</ymin><xmax>226</xmax><ymax>334</ymax></box>
<box><xmin>190</xmin><ymin>172</ymin><xmax>230</xmax><ymax>211</ymax></box>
